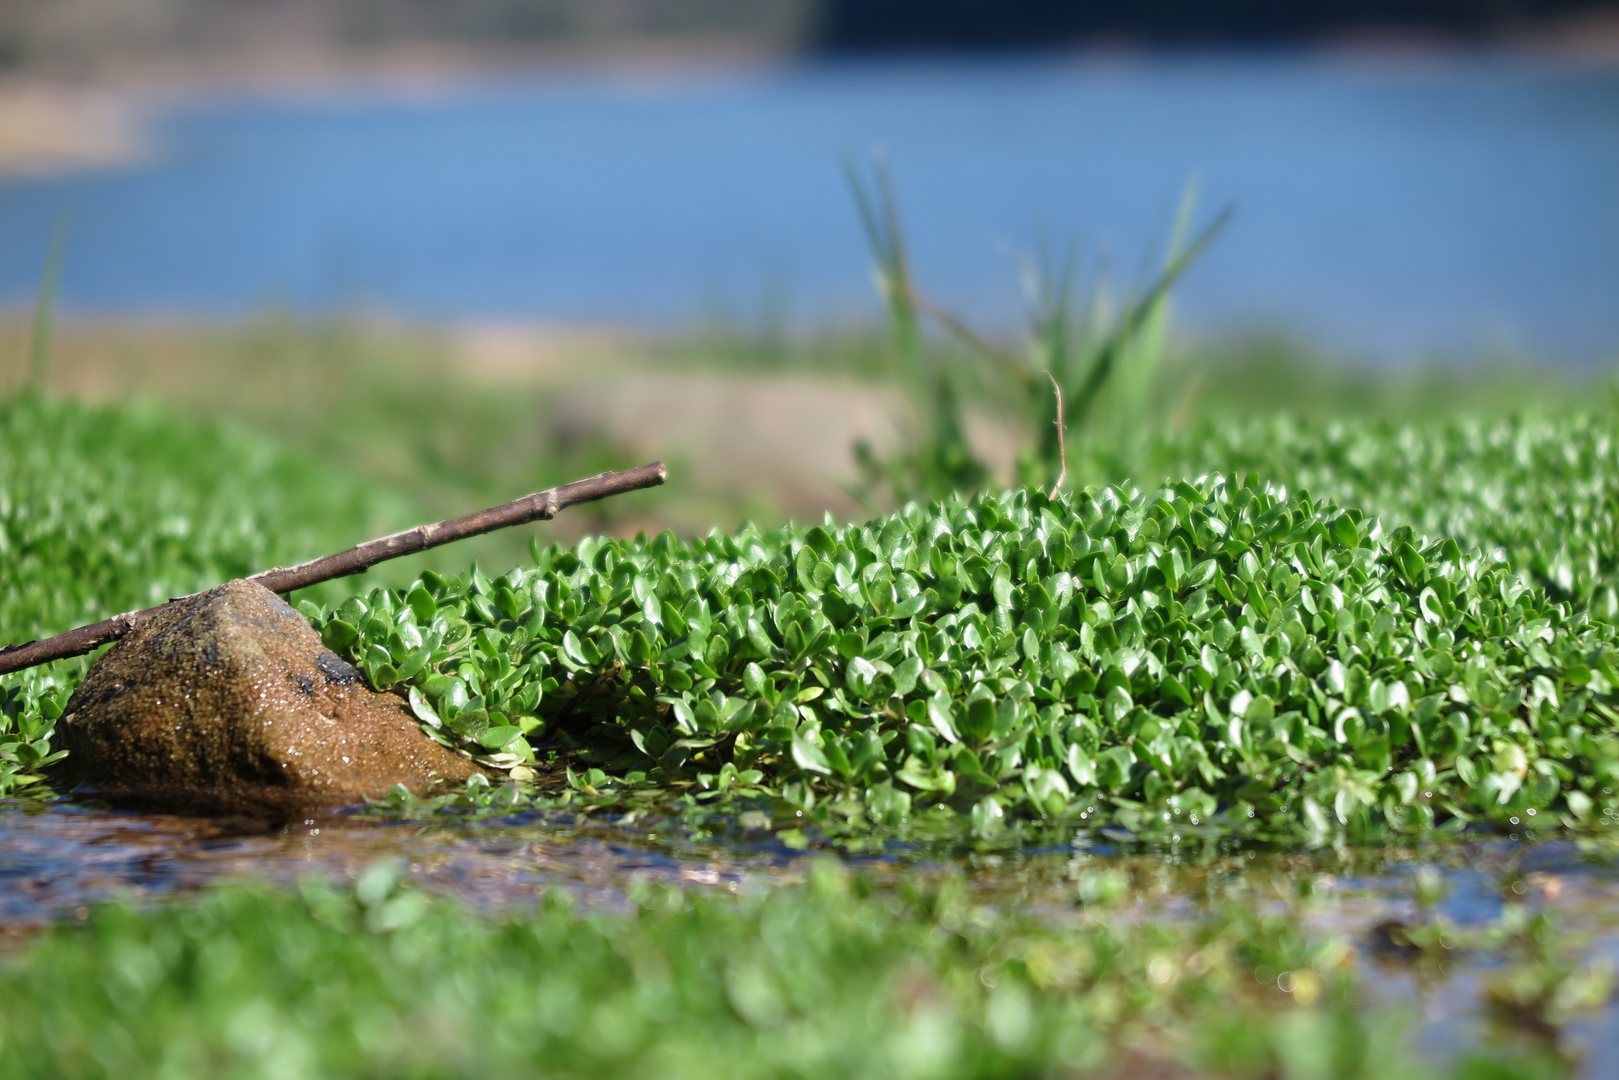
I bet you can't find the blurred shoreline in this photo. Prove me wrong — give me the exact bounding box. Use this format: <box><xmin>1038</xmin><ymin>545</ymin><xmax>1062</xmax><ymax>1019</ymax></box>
<box><xmin>2</xmin><ymin>313</ymin><xmax>1605</xmax><ymax>544</ymax></box>
<box><xmin>2</xmin><ymin>17</ymin><xmax>1618</xmax><ymax>178</ymax></box>
<box><xmin>0</xmin><ymin>83</ymin><xmax>145</xmax><ymax>177</ymax></box>
<box><xmin>0</xmin><ymin>36</ymin><xmax>783</xmax><ymax>177</ymax></box>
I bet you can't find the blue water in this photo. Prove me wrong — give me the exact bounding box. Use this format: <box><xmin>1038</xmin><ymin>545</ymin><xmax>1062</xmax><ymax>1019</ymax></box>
<box><xmin>3</xmin><ymin>54</ymin><xmax>1618</xmax><ymax>361</ymax></box>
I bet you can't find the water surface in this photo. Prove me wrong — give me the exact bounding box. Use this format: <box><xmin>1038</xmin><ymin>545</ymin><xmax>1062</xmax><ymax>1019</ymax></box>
<box><xmin>1</xmin><ymin>54</ymin><xmax>1616</xmax><ymax>360</ymax></box>
<box><xmin>2</xmin><ymin>799</ymin><xmax>1619</xmax><ymax>1074</ymax></box>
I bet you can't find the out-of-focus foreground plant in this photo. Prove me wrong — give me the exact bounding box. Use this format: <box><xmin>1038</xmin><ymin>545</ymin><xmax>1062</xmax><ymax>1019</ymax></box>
<box><xmin>0</xmin><ymin>863</ymin><xmax>1598</xmax><ymax>1080</ymax></box>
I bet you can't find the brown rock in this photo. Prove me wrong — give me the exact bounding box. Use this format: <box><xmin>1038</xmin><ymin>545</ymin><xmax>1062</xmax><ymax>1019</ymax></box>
<box><xmin>56</xmin><ymin>579</ymin><xmax>481</xmax><ymax>814</ymax></box>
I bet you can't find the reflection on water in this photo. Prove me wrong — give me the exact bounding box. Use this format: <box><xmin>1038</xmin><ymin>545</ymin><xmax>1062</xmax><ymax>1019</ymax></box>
<box><xmin>5</xmin><ymin>798</ymin><xmax>1619</xmax><ymax>925</ymax></box>
<box><xmin>0</xmin><ymin>800</ymin><xmax>792</xmax><ymax>921</ymax></box>
<box><xmin>3</xmin><ymin>799</ymin><xmax>1619</xmax><ymax>1072</ymax></box>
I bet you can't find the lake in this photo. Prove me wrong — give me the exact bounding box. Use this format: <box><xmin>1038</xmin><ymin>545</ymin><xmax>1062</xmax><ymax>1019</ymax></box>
<box><xmin>1</xmin><ymin>52</ymin><xmax>1617</xmax><ymax>362</ymax></box>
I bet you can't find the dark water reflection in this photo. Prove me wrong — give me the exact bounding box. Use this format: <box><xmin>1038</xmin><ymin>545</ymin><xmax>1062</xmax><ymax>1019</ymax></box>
<box><xmin>4</xmin><ymin>799</ymin><xmax>1619</xmax><ymax>1074</ymax></box>
<box><xmin>0</xmin><ymin>800</ymin><xmax>789</xmax><ymax>921</ymax></box>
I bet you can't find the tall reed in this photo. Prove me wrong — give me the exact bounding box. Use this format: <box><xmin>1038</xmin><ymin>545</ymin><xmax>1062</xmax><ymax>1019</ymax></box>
<box><xmin>846</xmin><ymin>157</ymin><xmax>1228</xmax><ymax>503</ymax></box>
<box><xmin>845</xmin><ymin>156</ymin><xmax>986</xmax><ymax>503</ymax></box>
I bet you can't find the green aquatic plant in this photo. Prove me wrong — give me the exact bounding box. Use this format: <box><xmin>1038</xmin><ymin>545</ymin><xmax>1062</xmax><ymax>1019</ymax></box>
<box><xmin>306</xmin><ymin>473</ymin><xmax>1619</xmax><ymax>843</ymax></box>
<box><xmin>8</xmin><ymin>397</ymin><xmax>1619</xmax><ymax>844</ymax></box>
<box><xmin>0</xmin><ymin>671</ymin><xmax>70</xmax><ymax>793</ymax></box>
<box><xmin>0</xmin><ymin>396</ymin><xmax>392</xmax><ymax>641</ymax></box>
<box><xmin>1164</xmin><ymin>413</ymin><xmax>1619</xmax><ymax>620</ymax></box>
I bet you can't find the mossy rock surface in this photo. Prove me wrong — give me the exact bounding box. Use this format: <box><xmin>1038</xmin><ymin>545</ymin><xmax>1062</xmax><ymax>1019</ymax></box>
<box><xmin>58</xmin><ymin>580</ymin><xmax>479</xmax><ymax>814</ymax></box>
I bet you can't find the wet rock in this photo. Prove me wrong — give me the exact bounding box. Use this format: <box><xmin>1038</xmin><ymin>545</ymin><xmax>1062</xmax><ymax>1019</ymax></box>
<box><xmin>56</xmin><ymin>579</ymin><xmax>481</xmax><ymax>814</ymax></box>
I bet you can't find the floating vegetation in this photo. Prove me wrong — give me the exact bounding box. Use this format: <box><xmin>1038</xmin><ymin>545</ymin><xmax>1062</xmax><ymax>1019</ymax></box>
<box><xmin>302</xmin><ymin>473</ymin><xmax>1619</xmax><ymax>844</ymax></box>
<box><xmin>1165</xmin><ymin>413</ymin><xmax>1619</xmax><ymax>620</ymax></box>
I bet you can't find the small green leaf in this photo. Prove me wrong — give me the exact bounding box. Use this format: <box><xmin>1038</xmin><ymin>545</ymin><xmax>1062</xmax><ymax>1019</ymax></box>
<box><xmin>322</xmin><ymin>619</ymin><xmax>359</xmax><ymax>654</ymax></box>
<box><xmin>992</xmin><ymin>563</ymin><xmax>1014</xmax><ymax>609</ymax></box>
<box><xmin>1330</xmin><ymin>513</ymin><xmax>1359</xmax><ymax>549</ymax></box>
<box><xmin>477</xmin><ymin>725</ymin><xmax>522</xmax><ymax>750</ymax></box>
<box><xmin>406</xmin><ymin>586</ymin><xmax>437</xmax><ymax>623</ymax></box>
<box><xmin>627</xmin><ymin>629</ymin><xmax>652</xmax><ymax>666</ymax></box>
<box><xmin>846</xmin><ymin>656</ymin><xmax>878</xmax><ymax>700</ymax></box>
<box><xmin>970</xmin><ymin>796</ymin><xmax>1004</xmax><ymax>837</ymax></box>
<box><xmin>927</xmin><ymin>693</ymin><xmax>960</xmax><ymax>744</ymax></box>
<box><xmin>562</xmin><ymin>630</ymin><xmax>591</xmax><ymax>669</ymax></box>
<box><xmin>792</xmin><ymin>731</ymin><xmax>832</xmax><ymax>776</ymax></box>
<box><xmin>892</xmin><ymin>655</ymin><xmax>923</xmax><ymax>696</ymax></box>
<box><xmin>408</xmin><ymin>686</ymin><xmax>442</xmax><ymax>730</ymax></box>
<box><xmin>962</xmin><ymin>696</ymin><xmax>996</xmax><ymax>743</ymax></box>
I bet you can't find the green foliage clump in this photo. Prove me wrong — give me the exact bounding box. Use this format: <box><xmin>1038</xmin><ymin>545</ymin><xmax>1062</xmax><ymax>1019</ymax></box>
<box><xmin>1160</xmin><ymin>414</ymin><xmax>1619</xmax><ymax>622</ymax></box>
<box><xmin>0</xmin><ymin>866</ymin><xmax>1584</xmax><ymax>1080</ymax></box>
<box><xmin>310</xmin><ymin>475</ymin><xmax>1619</xmax><ymax>842</ymax></box>
<box><xmin>0</xmin><ymin>672</ymin><xmax>71</xmax><ymax>793</ymax></box>
<box><xmin>0</xmin><ymin>396</ymin><xmax>393</xmax><ymax>796</ymax></box>
<box><xmin>844</xmin><ymin>158</ymin><xmax>1225</xmax><ymax>505</ymax></box>
<box><xmin>0</xmin><ymin>396</ymin><xmax>389</xmax><ymax>640</ymax></box>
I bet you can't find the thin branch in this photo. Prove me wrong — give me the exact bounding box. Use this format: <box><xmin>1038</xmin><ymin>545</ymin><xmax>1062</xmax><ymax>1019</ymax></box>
<box><xmin>1046</xmin><ymin>371</ymin><xmax>1067</xmax><ymax>497</ymax></box>
<box><xmin>0</xmin><ymin>461</ymin><xmax>668</xmax><ymax>676</ymax></box>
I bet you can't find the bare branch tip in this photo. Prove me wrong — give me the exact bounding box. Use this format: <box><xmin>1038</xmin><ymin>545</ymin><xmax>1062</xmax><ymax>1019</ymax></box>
<box><xmin>0</xmin><ymin>459</ymin><xmax>671</xmax><ymax>676</ymax></box>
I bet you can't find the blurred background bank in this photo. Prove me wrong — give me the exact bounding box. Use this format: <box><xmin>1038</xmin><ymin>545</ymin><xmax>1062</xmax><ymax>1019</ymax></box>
<box><xmin>0</xmin><ymin>0</ymin><xmax>1616</xmax><ymax>537</ymax></box>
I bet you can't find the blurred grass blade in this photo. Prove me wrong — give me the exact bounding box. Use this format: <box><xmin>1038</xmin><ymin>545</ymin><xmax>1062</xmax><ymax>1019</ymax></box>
<box><xmin>914</xmin><ymin>292</ymin><xmax>1031</xmax><ymax>384</ymax></box>
<box><xmin>1063</xmin><ymin>203</ymin><xmax>1232</xmax><ymax>434</ymax></box>
<box><xmin>844</xmin><ymin>153</ymin><xmax>982</xmax><ymax>502</ymax></box>
<box><xmin>843</xmin><ymin>152</ymin><xmax>919</xmax><ymax>376</ymax></box>
<box><xmin>1029</xmin><ymin>237</ymin><xmax>1080</xmax><ymax>471</ymax></box>
<box><xmin>1030</xmin><ymin>236</ymin><xmax>1078</xmax><ymax>381</ymax></box>
<box><xmin>27</xmin><ymin>212</ymin><xmax>71</xmax><ymax>399</ymax></box>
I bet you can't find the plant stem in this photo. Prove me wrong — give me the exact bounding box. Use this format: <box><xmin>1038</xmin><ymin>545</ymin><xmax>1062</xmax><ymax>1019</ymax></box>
<box><xmin>1046</xmin><ymin>371</ymin><xmax>1067</xmax><ymax>496</ymax></box>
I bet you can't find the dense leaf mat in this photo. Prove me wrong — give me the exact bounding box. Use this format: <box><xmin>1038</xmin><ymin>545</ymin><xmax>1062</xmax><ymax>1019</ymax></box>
<box><xmin>7</xmin><ymin>399</ymin><xmax>1619</xmax><ymax>846</ymax></box>
<box><xmin>0</xmin><ymin>865</ymin><xmax>1591</xmax><ymax>1080</ymax></box>
<box><xmin>1164</xmin><ymin>414</ymin><xmax>1619</xmax><ymax>620</ymax></box>
<box><xmin>306</xmin><ymin>474</ymin><xmax>1619</xmax><ymax>843</ymax></box>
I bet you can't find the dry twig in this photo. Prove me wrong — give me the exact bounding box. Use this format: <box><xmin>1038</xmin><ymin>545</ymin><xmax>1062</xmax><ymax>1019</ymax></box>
<box><xmin>0</xmin><ymin>461</ymin><xmax>667</xmax><ymax>675</ymax></box>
